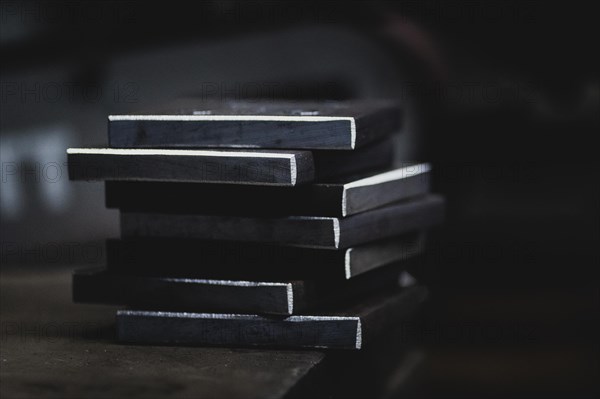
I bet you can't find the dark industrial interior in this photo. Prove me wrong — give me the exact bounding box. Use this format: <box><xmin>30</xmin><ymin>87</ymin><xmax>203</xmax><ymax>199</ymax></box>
<box><xmin>1</xmin><ymin>1</ymin><xmax>598</xmax><ymax>398</ymax></box>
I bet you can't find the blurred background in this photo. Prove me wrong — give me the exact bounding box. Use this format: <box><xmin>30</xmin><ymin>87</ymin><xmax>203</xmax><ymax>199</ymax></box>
<box><xmin>1</xmin><ymin>1</ymin><xmax>598</xmax><ymax>397</ymax></box>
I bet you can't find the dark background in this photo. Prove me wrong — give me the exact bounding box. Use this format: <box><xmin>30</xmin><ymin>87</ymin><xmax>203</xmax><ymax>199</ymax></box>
<box><xmin>1</xmin><ymin>1</ymin><xmax>598</xmax><ymax>397</ymax></box>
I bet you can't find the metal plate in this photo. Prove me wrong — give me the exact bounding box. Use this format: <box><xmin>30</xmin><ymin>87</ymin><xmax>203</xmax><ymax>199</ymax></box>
<box><xmin>108</xmin><ymin>100</ymin><xmax>401</xmax><ymax>150</ymax></box>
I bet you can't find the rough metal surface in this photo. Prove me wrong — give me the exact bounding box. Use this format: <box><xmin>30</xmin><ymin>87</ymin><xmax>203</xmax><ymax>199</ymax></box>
<box><xmin>107</xmin><ymin>100</ymin><xmax>401</xmax><ymax>150</ymax></box>
<box><xmin>0</xmin><ymin>268</ymin><xmax>325</xmax><ymax>399</ymax></box>
<box><xmin>105</xmin><ymin>163</ymin><xmax>430</xmax><ymax>218</ymax></box>
<box><xmin>120</xmin><ymin>194</ymin><xmax>444</xmax><ymax>248</ymax></box>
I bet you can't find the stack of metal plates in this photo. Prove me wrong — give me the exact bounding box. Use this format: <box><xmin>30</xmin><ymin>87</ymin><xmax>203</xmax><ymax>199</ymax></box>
<box><xmin>68</xmin><ymin>101</ymin><xmax>444</xmax><ymax>349</ymax></box>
